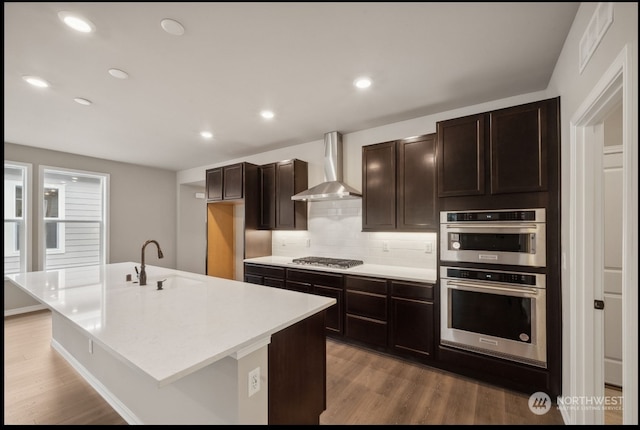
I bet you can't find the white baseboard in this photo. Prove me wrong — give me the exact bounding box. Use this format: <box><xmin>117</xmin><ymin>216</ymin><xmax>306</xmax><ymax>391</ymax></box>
<box><xmin>4</xmin><ymin>304</ymin><xmax>47</xmax><ymax>317</ymax></box>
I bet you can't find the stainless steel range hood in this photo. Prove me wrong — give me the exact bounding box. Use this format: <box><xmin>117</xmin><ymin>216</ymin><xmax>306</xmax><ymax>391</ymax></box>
<box><xmin>291</xmin><ymin>131</ymin><xmax>362</xmax><ymax>201</ymax></box>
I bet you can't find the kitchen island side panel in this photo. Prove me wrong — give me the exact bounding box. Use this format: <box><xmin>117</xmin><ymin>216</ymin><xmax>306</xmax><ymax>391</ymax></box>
<box><xmin>51</xmin><ymin>310</ymin><xmax>268</xmax><ymax>424</ymax></box>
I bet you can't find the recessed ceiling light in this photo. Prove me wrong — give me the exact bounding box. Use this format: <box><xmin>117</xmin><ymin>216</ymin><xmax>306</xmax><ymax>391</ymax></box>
<box><xmin>161</xmin><ymin>18</ymin><xmax>185</xmax><ymax>36</ymax></box>
<box><xmin>200</xmin><ymin>131</ymin><xmax>213</xmax><ymax>139</ymax></box>
<box><xmin>108</xmin><ymin>68</ymin><xmax>129</xmax><ymax>79</ymax></box>
<box><xmin>354</xmin><ymin>77</ymin><xmax>372</xmax><ymax>89</ymax></box>
<box><xmin>58</xmin><ymin>11</ymin><xmax>95</xmax><ymax>33</ymax></box>
<box><xmin>23</xmin><ymin>76</ymin><xmax>50</xmax><ymax>88</ymax></box>
<box><xmin>260</xmin><ymin>110</ymin><xmax>275</xmax><ymax>119</ymax></box>
<box><xmin>74</xmin><ymin>97</ymin><xmax>92</xmax><ymax>106</ymax></box>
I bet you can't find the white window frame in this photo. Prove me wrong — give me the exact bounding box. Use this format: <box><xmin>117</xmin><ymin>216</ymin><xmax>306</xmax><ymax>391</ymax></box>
<box><xmin>4</xmin><ymin>161</ymin><xmax>32</xmax><ymax>274</ymax></box>
<box><xmin>4</xmin><ymin>179</ymin><xmax>23</xmax><ymax>256</ymax></box>
<box><xmin>39</xmin><ymin>165</ymin><xmax>110</xmax><ymax>270</ymax></box>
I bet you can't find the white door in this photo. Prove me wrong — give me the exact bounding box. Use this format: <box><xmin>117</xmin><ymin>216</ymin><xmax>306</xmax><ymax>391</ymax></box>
<box><xmin>602</xmin><ymin>105</ymin><xmax>623</xmax><ymax>388</ymax></box>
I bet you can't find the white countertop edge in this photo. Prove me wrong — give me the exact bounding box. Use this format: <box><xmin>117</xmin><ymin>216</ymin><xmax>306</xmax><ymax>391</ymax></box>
<box><xmin>231</xmin><ymin>336</ymin><xmax>271</xmax><ymax>360</ymax></box>
<box><xmin>243</xmin><ymin>256</ymin><xmax>437</xmax><ymax>284</ymax></box>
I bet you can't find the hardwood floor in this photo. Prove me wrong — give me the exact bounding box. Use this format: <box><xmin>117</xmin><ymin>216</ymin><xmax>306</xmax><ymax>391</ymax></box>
<box><xmin>321</xmin><ymin>339</ymin><xmax>565</xmax><ymax>425</ymax></box>
<box><xmin>2</xmin><ymin>310</ymin><xmax>587</xmax><ymax>425</ymax></box>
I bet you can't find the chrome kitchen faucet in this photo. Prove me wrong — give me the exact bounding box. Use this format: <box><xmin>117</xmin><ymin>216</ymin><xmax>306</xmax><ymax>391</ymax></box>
<box><xmin>139</xmin><ymin>240</ymin><xmax>164</xmax><ymax>286</ymax></box>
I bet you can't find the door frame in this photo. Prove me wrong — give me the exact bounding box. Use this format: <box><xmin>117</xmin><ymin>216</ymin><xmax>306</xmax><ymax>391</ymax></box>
<box><xmin>568</xmin><ymin>44</ymin><xmax>637</xmax><ymax>424</ymax></box>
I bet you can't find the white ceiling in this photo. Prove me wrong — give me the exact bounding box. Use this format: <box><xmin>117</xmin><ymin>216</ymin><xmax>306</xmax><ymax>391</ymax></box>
<box><xmin>4</xmin><ymin>2</ymin><xmax>580</xmax><ymax>172</ymax></box>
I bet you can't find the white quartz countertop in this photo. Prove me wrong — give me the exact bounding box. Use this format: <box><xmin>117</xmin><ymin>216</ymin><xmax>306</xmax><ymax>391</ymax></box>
<box><xmin>243</xmin><ymin>256</ymin><xmax>437</xmax><ymax>284</ymax></box>
<box><xmin>5</xmin><ymin>262</ymin><xmax>335</xmax><ymax>387</ymax></box>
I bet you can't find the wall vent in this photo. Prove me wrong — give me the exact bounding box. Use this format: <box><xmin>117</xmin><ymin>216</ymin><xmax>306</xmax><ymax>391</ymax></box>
<box><xmin>579</xmin><ymin>2</ymin><xmax>614</xmax><ymax>74</ymax></box>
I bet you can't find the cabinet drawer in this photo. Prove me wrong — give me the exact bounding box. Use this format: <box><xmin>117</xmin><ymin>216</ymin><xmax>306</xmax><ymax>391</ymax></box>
<box><xmin>391</xmin><ymin>281</ymin><xmax>434</xmax><ymax>301</ymax></box>
<box><xmin>345</xmin><ymin>275</ymin><xmax>387</xmax><ymax>295</ymax></box>
<box><xmin>244</xmin><ymin>264</ymin><xmax>285</xmax><ymax>279</ymax></box>
<box><xmin>264</xmin><ymin>277</ymin><xmax>285</xmax><ymax>289</ymax></box>
<box><xmin>245</xmin><ymin>274</ymin><xmax>263</xmax><ymax>285</ymax></box>
<box><xmin>346</xmin><ymin>314</ymin><xmax>387</xmax><ymax>348</ymax></box>
<box><xmin>286</xmin><ymin>280</ymin><xmax>311</xmax><ymax>293</ymax></box>
<box><xmin>346</xmin><ymin>290</ymin><xmax>387</xmax><ymax>321</ymax></box>
<box><xmin>287</xmin><ymin>268</ymin><xmax>342</xmax><ymax>288</ymax></box>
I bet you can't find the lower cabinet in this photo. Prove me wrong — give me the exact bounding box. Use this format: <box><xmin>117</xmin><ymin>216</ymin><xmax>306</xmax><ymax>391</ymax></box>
<box><xmin>244</xmin><ymin>264</ymin><xmax>285</xmax><ymax>288</ymax></box>
<box><xmin>390</xmin><ymin>280</ymin><xmax>434</xmax><ymax>359</ymax></box>
<box><xmin>344</xmin><ymin>275</ymin><xmax>388</xmax><ymax>349</ymax></box>
<box><xmin>244</xmin><ymin>262</ymin><xmax>435</xmax><ymax>363</ymax></box>
<box><xmin>287</xmin><ymin>269</ymin><xmax>343</xmax><ymax>335</ymax></box>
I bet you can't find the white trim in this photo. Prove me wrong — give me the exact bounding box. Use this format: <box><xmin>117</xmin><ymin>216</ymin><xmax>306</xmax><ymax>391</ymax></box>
<box><xmin>3</xmin><ymin>161</ymin><xmax>32</xmax><ymax>273</ymax></box>
<box><xmin>3</xmin><ymin>304</ymin><xmax>47</xmax><ymax>317</ymax></box>
<box><xmin>568</xmin><ymin>44</ymin><xmax>637</xmax><ymax>425</ymax></box>
<box><xmin>38</xmin><ymin>165</ymin><xmax>110</xmax><ymax>270</ymax></box>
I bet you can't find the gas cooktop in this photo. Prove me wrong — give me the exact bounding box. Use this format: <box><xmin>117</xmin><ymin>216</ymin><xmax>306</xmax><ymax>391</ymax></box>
<box><xmin>291</xmin><ymin>256</ymin><xmax>364</xmax><ymax>269</ymax></box>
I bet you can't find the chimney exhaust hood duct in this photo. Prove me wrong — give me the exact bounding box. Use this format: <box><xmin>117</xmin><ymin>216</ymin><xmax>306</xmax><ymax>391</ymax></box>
<box><xmin>291</xmin><ymin>131</ymin><xmax>362</xmax><ymax>201</ymax></box>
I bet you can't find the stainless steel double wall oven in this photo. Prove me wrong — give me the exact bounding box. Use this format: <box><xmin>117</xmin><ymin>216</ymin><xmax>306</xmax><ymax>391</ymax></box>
<box><xmin>439</xmin><ymin>208</ymin><xmax>547</xmax><ymax>368</ymax></box>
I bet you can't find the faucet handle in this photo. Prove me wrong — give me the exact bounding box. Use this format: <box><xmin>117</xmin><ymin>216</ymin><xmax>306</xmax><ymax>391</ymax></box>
<box><xmin>156</xmin><ymin>279</ymin><xmax>166</xmax><ymax>290</ymax></box>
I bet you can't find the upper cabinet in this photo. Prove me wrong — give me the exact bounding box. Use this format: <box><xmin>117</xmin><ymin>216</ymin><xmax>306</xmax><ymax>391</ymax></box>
<box><xmin>362</xmin><ymin>134</ymin><xmax>437</xmax><ymax>232</ymax></box>
<box><xmin>437</xmin><ymin>97</ymin><xmax>558</xmax><ymax>199</ymax></box>
<box><xmin>259</xmin><ymin>159</ymin><xmax>308</xmax><ymax>230</ymax></box>
<box><xmin>206</xmin><ymin>162</ymin><xmax>255</xmax><ymax>201</ymax></box>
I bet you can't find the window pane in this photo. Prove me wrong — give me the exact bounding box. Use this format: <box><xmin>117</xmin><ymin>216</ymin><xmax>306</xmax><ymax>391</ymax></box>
<box><xmin>15</xmin><ymin>186</ymin><xmax>23</xmax><ymax>218</ymax></box>
<box><xmin>45</xmin><ymin>221</ymin><xmax>58</xmax><ymax>249</ymax></box>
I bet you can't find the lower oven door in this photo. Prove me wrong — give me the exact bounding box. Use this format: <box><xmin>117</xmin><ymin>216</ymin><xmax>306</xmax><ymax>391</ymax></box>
<box><xmin>440</xmin><ymin>277</ymin><xmax>547</xmax><ymax>368</ymax></box>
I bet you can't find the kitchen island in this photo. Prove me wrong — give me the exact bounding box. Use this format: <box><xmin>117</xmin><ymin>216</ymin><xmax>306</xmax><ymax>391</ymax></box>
<box><xmin>5</xmin><ymin>262</ymin><xmax>335</xmax><ymax>425</ymax></box>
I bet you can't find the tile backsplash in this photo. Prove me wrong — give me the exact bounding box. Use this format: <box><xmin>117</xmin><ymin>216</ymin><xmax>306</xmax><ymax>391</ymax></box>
<box><xmin>272</xmin><ymin>200</ymin><xmax>437</xmax><ymax>269</ymax></box>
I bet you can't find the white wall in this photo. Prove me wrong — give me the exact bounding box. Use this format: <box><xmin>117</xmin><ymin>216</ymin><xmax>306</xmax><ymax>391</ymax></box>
<box><xmin>546</xmin><ymin>1</ymin><xmax>638</xmax><ymax>423</ymax></box>
<box><xmin>4</xmin><ymin>142</ymin><xmax>178</xmax><ymax>313</ymax></box>
<box><xmin>177</xmin><ymin>183</ymin><xmax>206</xmax><ymax>274</ymax></box>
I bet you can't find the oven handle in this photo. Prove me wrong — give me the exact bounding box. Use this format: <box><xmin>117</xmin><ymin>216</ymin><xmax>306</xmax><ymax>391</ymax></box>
<box><xmin>446</xmin><ymin>280</ymin><xmax>539</xmax><ymax>296</ymax></box>
<box><xmin>444</xmin><ymin>223</ymin><xmax>539</xmax><ymax>229</ymax></box>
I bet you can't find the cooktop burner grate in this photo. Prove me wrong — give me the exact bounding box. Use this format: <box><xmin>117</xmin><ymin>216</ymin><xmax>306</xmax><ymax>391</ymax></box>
<box><xmin>291</xmin><ymin>256</ymin><xmax>364</xmax><ymax>269</ymax></box>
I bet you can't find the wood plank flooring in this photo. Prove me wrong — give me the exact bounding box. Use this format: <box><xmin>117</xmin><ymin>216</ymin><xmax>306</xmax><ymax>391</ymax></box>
<box><xmin>4</xmin><ymin>310</ymin><xmax>619</xmax><ymax>425</ymax></box>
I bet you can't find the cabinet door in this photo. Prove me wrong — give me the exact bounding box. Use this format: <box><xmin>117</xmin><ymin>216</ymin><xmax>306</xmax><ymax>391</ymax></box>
<box><xmin>391</xmin><ymin>297</ymin><xmax>433</xmax><ymax>358</ymax></box>
<box><xmin>362</xmin><ymin>141</ymin><xmax>396</xmax><ymax>231</ymax></box>
<box><xmin>313</xmin><ymin>284</ymin><xmax>343</xmax><ymax>335</ymax></box>
<box><xmin>397</xmin><ymin>134</ymin><xmax>437</xmax><ymax>230</ymax></box>
<box><xmin>259</xmin><ymin>163</ymin><xmax>276</xmax><ymax>229</ymax></box>
<box><xmin>206</xmin><ymin>168</ymin><xmax>223</xmax><ymax>201</ymax></box>
<box><xmin>223</xmin><ymin>163</ymin><xmax>244</xmax><ymax>200</ymax></box>
<box><xmin>276</xmin><ymin>160</ymin><xmax>308</xmax><ymax>230</ymax></box>
<box><xmin>437</xmin><ymin>114</ymin><xmax>485</xmax><ymax>197</ymax></box>
<box><xmin>490</xmin><ymin>101</ymin><xmax>548</xmax><ymax>194</ymax></box>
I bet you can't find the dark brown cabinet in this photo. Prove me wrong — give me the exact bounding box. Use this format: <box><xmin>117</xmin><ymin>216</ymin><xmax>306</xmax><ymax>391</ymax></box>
<box><xmin>287</xmin><ymin>268</ymin><xmax>343</xmax><ymax>334</ymax></box>
<box><xmin>206</xmin><ymin>162</ymin><xmax>254</xmax><ymax>202</ymax></box>
<box><xmin>206</xmin><ymin>168</ymin><xmax>223</xmax><ymax>201</ymax></box>
<box><xmin>437</xmin><ymin>114</ymin><xmax>485</xmax><ymax>197</ymax></box>
<box><xmin>259</xmin><ymin>164</ymin><xmax>276</xmax><ymax>229</ymax></box>
<box><xmin>244</xmin><ymin>263</ymin><xmax>285</xmax><ymax>289</ymax></box>
<box><xmin>437</xmin><ymin>98</ymin><xmax>557</xmax><ymax>198</ymax></box>
<box><xmin>390</xmin><ymin>280</ymin><xmax>434</xmax><ymax>359</ymax></box>
<box><xmin>362</xmin><ymin>134</ymin><xmax>437</xmax><ymax>231</ymax></box>
<box><xmin>259</xmin><ymin>159</ymin><xmax>308</xmax><ymax>230</ymax></box>
<box><xmin>244</xmin><ymin>262</ymin><xmax>437</xmax><ymax>363</ymax></box>
<box><xmin>344</xmin><ymin>275</ymin><xmax>388</xmax><ymax>348</ymax></box>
